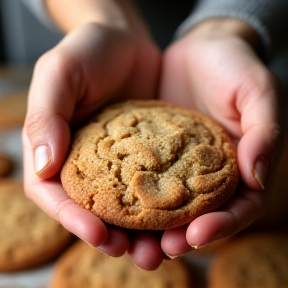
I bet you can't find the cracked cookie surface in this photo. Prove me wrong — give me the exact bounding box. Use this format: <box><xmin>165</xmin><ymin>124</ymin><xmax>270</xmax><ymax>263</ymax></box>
<box><xmin>61</xmin><ymin>100</ymin><xmax>238</xmax><ymax>229</ymax></box>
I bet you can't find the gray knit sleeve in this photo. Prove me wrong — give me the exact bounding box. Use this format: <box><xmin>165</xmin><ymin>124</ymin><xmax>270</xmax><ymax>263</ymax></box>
<box><xmin>176</xmin><ymin>0</ymin><xmax>288</xmax><ymax>59</ymax></box>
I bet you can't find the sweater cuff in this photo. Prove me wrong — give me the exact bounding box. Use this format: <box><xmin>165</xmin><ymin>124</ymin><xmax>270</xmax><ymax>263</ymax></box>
<box><xmin>175</xmin><ymin>0</ymin><xmax>288</xmax><ymax>59</ymax></box>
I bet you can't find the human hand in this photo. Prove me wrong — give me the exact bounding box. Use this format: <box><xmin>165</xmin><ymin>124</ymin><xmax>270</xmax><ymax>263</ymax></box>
<box><xmin>22</xmin><ymin>22</ymin><xmax>163</xmax><ymax>270</ymax></box>
<box><xmin>159</xmin><ymin>19</ymin><xmax>284</xmax><ymax>257</ymax></box>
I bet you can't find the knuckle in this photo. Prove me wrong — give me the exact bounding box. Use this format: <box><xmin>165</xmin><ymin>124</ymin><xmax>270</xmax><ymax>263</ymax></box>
<box><xmin>24</xmin><ymin>108</ymin><xmax>48</xmax><ymax>139</ymax></box>
<box><xmin>35</xmin><ymin>49</ymin><xmax>74</xmax><ymax>77</ymax></box>
<box><xmin>242</xmin><ymin>68</ymin><xmax>278</xmax><ymax>98</ymax></box>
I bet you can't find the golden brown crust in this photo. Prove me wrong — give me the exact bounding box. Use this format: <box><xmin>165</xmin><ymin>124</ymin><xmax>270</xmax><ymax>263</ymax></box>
<box><xmin>51</xmin><ymin>241</ymin><xmax>192</xmax><ymax>288</ymax></box>
<box><xmin>0</xmin><ymin>179</ymin><xmax>73</xmax><ymax>272</ymax></box>
<box><xmin>61</xmin><ymin>100</ymin><xmax>238</xmax><ymax>229</ymax></box>
<box><xmin>0</xmin><ymin>154</ymin><xmax>13</xmax><ymax>177</ymax></box>
<box><xmin>208</xmin><ymin>233</ymin><xmax>288</xmax><ymax>288</ymax></box>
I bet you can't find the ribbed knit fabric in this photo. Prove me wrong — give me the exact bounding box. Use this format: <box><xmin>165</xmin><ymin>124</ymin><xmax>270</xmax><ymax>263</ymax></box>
<box><xmin>176</xmin><ymin>0</ymin><xmax>288</xmax><ymax>59</ymax></box>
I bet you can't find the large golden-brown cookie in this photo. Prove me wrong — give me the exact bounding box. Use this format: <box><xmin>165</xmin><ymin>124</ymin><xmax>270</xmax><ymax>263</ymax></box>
<box><xmin>61</xmin><ymin>100</ymin><xmax>238</xmax><ymax>230</ymax></box>
<box><xmin>51</xmin><ymin>240</ymin><xmax>192</xmax><ymax>288</ymax></box>
<box><xmin>0</xmin><ymin>153</ymin><xmax>13</xmax><ymax>177</ymax></box>
<box><xmin>0</xmin><ymin>179</ymin><xmax>73</xmax><ymax>272</ymax></box>
<box><xmin>208</xmin><ymin>233</ymin><xmax>288</xmax><ymax>288</ymax></box>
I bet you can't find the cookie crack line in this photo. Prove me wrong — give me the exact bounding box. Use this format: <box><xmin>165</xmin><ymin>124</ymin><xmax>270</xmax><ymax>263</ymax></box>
<box><xmin>96</xmin><ymin>117</ymin><xmax>220</xmax><ymax>174</ymax></box>
<box><xmin>75</xmin><ymin>117</ymin><xmax>230</xmax><ymax>207</ymax></box>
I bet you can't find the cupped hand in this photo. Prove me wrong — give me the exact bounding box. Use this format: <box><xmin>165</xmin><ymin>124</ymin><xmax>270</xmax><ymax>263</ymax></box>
<box><xmin>159</xmin><ymin>19</ymin><xmax>284</xmax><ymax>257</ymax></box>
<box><xmin>22</xmin><ymin>23</ymin><xmax>163</xmax><ymax>270</ymax></box>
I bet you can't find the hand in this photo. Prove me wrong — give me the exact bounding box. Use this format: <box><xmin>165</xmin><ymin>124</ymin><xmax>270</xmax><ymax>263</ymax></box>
<box><xmin>22</xmin><ymin>22</ymin><xmax>163</xmax><ymax>270</ymax></box>
<box><xmin>159</xmin><ymin>19</ymin><xmax>284</xmax><ymax>257</ymax></box>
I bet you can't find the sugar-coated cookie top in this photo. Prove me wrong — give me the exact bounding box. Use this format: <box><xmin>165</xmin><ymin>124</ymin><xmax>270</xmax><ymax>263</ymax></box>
<box><xmin>61</xmin><ymin>100</ymin><xmax>238</xmax><ymax>230</ymax></box>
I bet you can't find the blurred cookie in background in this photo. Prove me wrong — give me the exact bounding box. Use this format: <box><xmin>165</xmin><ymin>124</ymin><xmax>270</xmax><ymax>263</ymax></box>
<box><xmin>0</xmin><ymin>90</ymin><xmax>28</xmax><ymax>128</ymax></box>
<box><xmin>51</xmin><ymin>240</ymin><xmax>193</xmax><ymax>288</ymax></box>
<box><xmin>194</xmin><ymin>237</ymin><xmax>231</xmax><ymax>256</ymax></box>
<box><xmin>0</xmin><ymin>179</ymin><xmax>73</xmax><ymax>272</ymax></box>
<box><xmin>0</xmin><ymin>153</ymin><xmax>14</xmax><ymax>177</ymax></box>
<box><xmin>207</xmin><ymin>233</ymin><xmax>288</xmax><ymax>288</ymax></box>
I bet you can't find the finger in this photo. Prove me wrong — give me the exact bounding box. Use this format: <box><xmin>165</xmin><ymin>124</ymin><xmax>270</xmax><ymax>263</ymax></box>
<box><xmin>24</xmin><ymin>47</ymin><xmax>82</xmax><ymax>179</ymax></box>
<box><xmin>27</xmin><ymin>178</ymin><xmax>108</xmax><ymax>248</ymax></box>
<box><xmin>24</xmin><ymin>24</ymin><xmax>136</xmax><ymax>179</ymax></box>
<box><xmin>237</xmin><ymin>71</ymin><xmax>283</xmax><ymax>190</ymax></box>
<box><xmin>23</xmin><ymin>130</ymin><xmax>107</xmax><ymax>247</ymax></box>
<box><xmin>98</xmin><ymin>225</ymin><xmax>129</xmax><ymax>257</ymax></box>
<box><xmin>128</xmin><ymin>231</ymin><xmax>164</xmax><ymax>271</ymax></box>
<box><xmin>186</xmin><ymin>186</ymin><xmax>264</xmax><ymax>248</ymax></box>
<box><xmin>161</xmin><ymin>225</ymin><xmax>192</xmax><ymax>258</ymax></box>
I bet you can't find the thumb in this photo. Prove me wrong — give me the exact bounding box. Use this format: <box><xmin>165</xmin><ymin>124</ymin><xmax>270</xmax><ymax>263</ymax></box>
<box><xmin>24</xmin><ymin>51</ymin><xmax>80</xmax><ymax>179</ymax></box>
<box><xmin>237</xmin><ymin>73</ymin><xmax>283</xmax><ymax>190</ymax></box>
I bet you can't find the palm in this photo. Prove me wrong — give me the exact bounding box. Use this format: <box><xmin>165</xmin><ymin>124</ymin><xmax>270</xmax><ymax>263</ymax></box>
<box><xmin>57</xmin><ymin>24</ymin><xmax>161</xmax><ymax>124</ymax></box>
<box><xmin>159</xmin><ymin>36</ymin><xmax>264</xmax><ymax>139</ymax></box>
<box><xmin>157</xmin><ymin>34</ymin><xmax>278</xmax><ymax>256</ymax></box>
<box><xmin>23</xmin><ymin>23</ymin><xmax>163</xmax><ymax>270</ymax></box>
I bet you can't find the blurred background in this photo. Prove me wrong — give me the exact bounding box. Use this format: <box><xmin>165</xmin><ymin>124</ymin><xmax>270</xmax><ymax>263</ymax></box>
<box><xmin>1</xmin><ymin>0</ymin><xmax>288</xmax><ymax>244</ymax></box>
<box><xmin>0</xmin><ymin>0</ymin><xmax>195</xmax><ymax>63</ymax></box>
<box><xmin>0</xmin><ymin>0</ymin><xmax>62</xmax><ymax>64</ymax></box>
<box><xmin>1</xmin><ymin>0</ymin><xmax>287</xmax><ymax>223</ymax></box>
<box><xmin>0</xmin><ymin>1</ymin><xmax>288</xmax><ymax>287</ymax></box>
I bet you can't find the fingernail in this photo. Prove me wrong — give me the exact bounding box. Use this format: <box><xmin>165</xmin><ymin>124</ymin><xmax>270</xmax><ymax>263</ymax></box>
<box><xmin>34</xmin><ymin>145</ymin><xmax>52</xmax><ymax>175</ymax></box>
<box><xmin>190</xmin><ymin>244</ymin><xmax>207</xmax><ymax>250</ymax></box>
<box><xmin>254</xmin><ymin>157</ymin><xmax>269</xmax><ymax>190</ymax></box>
<box><xmin>190</xmin><ymin>234</ymin><xmax>227</xmax><ymax>250</ymax></box>
<box><xmin>133</xmin><ymin>263</ymin><xmax>148</xmax><ymax>271</ymax></box>
<box><xmin>165</xmin><ymin>253</ymin><xmax>179</xmax><ymax>260</ymax></box>
<box><xmin>77</xmin><ymin>236</ymin><xmax>99</xmax><ymax>249</ymax></box>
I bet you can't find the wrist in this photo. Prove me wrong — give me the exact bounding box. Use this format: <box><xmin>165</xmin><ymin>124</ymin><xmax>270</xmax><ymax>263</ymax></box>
<box><xmin>45</xmin><ymin>0</ymin><xmax>150</xmax><ymax>38</ymax></box>
<box><xmin>184</xmin><ymin>18</ymin><xmax>263</xmax><ymax>55</ymax></box>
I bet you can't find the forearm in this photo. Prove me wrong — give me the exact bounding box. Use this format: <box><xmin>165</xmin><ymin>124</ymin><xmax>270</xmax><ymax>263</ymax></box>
<box><xmin>45</xmin><ymin>0</ymin><xmax>150</xmax><ymax>36</ymax></box>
